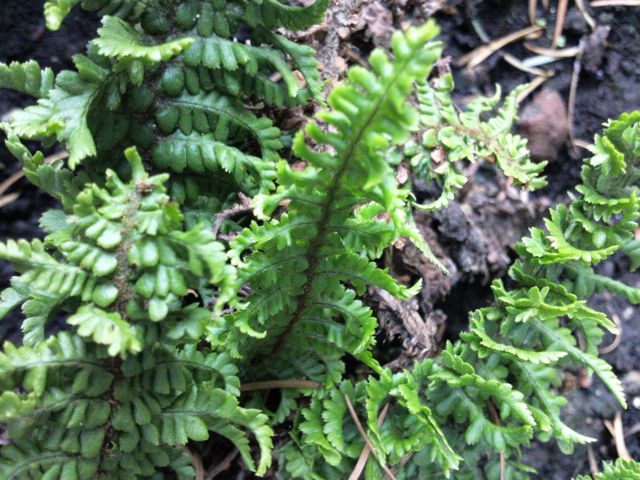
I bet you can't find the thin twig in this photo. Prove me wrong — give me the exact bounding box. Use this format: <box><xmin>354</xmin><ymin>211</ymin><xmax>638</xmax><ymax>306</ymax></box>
<box><xmin>599</xmin><ymin>313</ymin><xmax>622</xmax><ymax>354</ymax></box>
<box><xmin>516</xmin><ymin>75</ymin><xmax>551</xmax><ymax>104</ymax></box>
<box><xmin>205</xmin><ymin>449</ymin><xmax>239</xmax><ymax>480</ymax></box>
<box><xmin>625</xmin><ymin>422</ymin><xmax>640</xmax><ymax>438</ymax></box>
<box><xmin>529</xmin><ymin>0</ymin><xmax>538</xmax><ymax>24</ymax></box>
<box><xmin>573</xmin><ymin>139</ymin><xmax>592</xmax><ymax>150</ymax></box>
<box><xmin>524</xmin><ymin>43</ymin><xmax>580</xmax><ymax>57</ymax></box>
<box><xmin>349</xmin><ymin>403</ymin><xmax>390</xmax><ymax>480</ymax></box>
<box><xmin>504</xmin><ymin>53</ymin><xmax>553</xmax><ymax>76</ymax></box>
<box><xmin>240</xmin><ymin>379</ymin><xmax>321</xmax><ymax>391</ymax></box>
<box><xmin>499</xmin><ymin>452</ymin><xmax>506</xmax><ymax>480</ymax></box>
<box><xmin>603</xmin><ymin>412</ymin><xmax>632</xmax><ymax>461</ymax></box>
<box><xmin>44</xmin><ymin>150</ymin><xmax>70</xmax><ymax>163</ymax></box>
<box><xmin>591</xmin><ymin>0</ymin><xmax>640</xmax><ymax>5</ymax></box>
<box><xmin>343</xmin><ymin>394</ymin><xmax>396</xmax><ymax>480</ymax></box>
<box><xmin>185</xmin><ymin>447</ymin><xmax>205</xmax><ymax>480</ymax></box>
<box><xmin>576</xmin><ymin>0</ymin><xmax>597</xmax><ymax>29</ymax></box>
<box><xmin>587</xmin><ymin>444</ymin><xmax>599</xmax><ymax>475</ymax></box>
<box><xmin>212</xmin><ymin>192</ymin><xmax>252</xmax><ymax>238</ymax></box>
<box><xmin>456</xmin><ymin>25</ymin><xmax>543</xmax><ymax>69</ymax></box>
<box><xmin>0</xmin><ymin>170</ymin><xmax>25</xmax><ymax>198</ymax></box>
<box><xmin>552</xmin><ymin>0</ymin><xmax>569</xmax><ymax>48</ymax></box>
<box><xmin>568</xmin><ymin>41</ymin><xmax>585</xmax><ymax>149</ymax></box>
<box><xmin>0</xmin><ymin>193</ymin><xmax>19</xmax><ymax>209</ymax></box>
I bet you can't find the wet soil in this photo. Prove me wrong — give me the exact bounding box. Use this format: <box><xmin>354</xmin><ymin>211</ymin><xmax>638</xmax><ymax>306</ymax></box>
<box><xmin>1</xmin><ymin>1</ymin><xmax>639</xmax><ymax>478</ymax></box>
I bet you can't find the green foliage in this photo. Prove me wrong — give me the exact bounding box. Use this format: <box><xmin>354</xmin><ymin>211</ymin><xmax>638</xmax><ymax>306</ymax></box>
<box><xmin>404</xmin><ymin>73</ymin><xmax>546</xmax><ymax>211</ymax></box>
<box><xmin>1</xmin><ymin>0</ymin><xmax>639</xmax><ymax>478</ymax></box>
<box><xmin>0</xmin><ymin>149</ymin><xmax>274</xmax><ymax>478</ymax></box>
<box><xmin>575</xmin><ymin>459</ymin><xmax>640</xmax><ymax>480</ymax></box>
<box><xmin>0</xmin><ymin>61</ymin><xmax>55</xmax><ymax>98</ymax></box>
<box><xmin>215</xmin><ymin>22</ymin><xmax>444</xmax><ymax>377</ymax></box>
<box><xmin>271</xmin><ymin>113</ymin><xmax>640</xmax><ymax>478</ymax></box>
<box><xmin>4</xmin><ymin>0</ymin><xmax>328</xmax><ymax>224</ymax></box>
<box><xmin>44</xmin><ymin>0</ymin><xmax>81</xmax><ymax>30</ymax></box>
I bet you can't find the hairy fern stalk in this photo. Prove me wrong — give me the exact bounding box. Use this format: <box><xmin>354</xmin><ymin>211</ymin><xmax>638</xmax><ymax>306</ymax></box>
<box><xmin>0</xmin><ymin>1</ymin><xmax>639</xmax><ymax>479</ymax></box>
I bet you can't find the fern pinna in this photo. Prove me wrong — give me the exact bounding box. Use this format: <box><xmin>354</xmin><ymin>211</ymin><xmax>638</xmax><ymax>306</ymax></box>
<box><xmin>2</xmin><ymin>0</ymin><xmax>327</xmax><ymax>224</ymax></box>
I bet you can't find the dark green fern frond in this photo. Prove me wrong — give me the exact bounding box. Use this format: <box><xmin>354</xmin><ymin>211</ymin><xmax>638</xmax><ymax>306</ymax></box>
<box><xmin>216</xmin><ymin>22</ymin><xmax>444</xmax><ymax>378</ymax></box>
<box><xmin>0</xmin><ymin>149</ymin><xmax>276</xmax><ymax>477</ymax></box>
<box><xmin>4</xmin><ymin>0</ymin><xmax>329</xmax><ymax>222</ymax></box>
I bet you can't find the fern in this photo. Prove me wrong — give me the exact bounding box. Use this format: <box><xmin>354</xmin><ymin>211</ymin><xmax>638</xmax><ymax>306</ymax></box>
<box><xmin>272</xmin><ymin>113</ymin><xmax>640</xmax><ymax>478</ymax></box>
<box><xmin>4</xmin><ymin>0</ymin><xmax>328</xmax><ymax>222</ymax></box>
<box><xmin>215</xmin><ymin>22</ymin><xmax>444</xmax><ymax>375</ymax></box>
<box><xmin>0</xmin><ymin>148</ymin><xmax>275</xmax><ymax>477</ymax></box>
<box><xmin>575</xmin><ymin>459</ymin><xmax>640</xmax><ymax>480</ymax></box>
<box><xmin>1</xmin><ymin>1</ymin><xmax>639</xmax><ymax>477</ymax></box>
<box><xmin>405</xmin><ymin>73</ymin><xmax>547</xmax><ymax>211</ymax></box>
<box><xmin>0</xmin><ymin>61</ymin><xmax>55</xmax><ymax>98</ymax></box>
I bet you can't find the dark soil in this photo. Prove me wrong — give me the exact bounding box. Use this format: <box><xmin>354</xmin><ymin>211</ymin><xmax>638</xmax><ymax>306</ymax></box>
<box><xmin>1</xmin><ymin>1</ymin><xmax>639</xmax><ymax>479</ymax></box>
<box><xmin>435</xmin><ymin>0</ymin><xmax>640</xmax><ymax>199</ymax></box>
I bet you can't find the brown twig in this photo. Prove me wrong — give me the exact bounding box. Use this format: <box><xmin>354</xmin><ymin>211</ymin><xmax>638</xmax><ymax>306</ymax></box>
<box><xmin>591</xmin><ymin>0</ymin><xmax>640</xmax><ymax>5</ymax></box>
<box><xmin>516</xmin><ymin>75</ymin><xmax>551</xmax><ymax>104</ymax></box>
<box><xmin>185</xmin><ymin>447</ymin><xmax>205</xmax><ymax>480</ymax></box>
<box><xmin>343</xmin><ymin>394</ymin><xmax>396</xmax><ymax>480</ymax></box>
<box><xmin>456</xmin><ymin>25</ymin><xmax>543</xmax><ymax>69</ymax></box>
<box><xmin>529</xmin><ymin>0</ymin><xmax>538</xmax><ymax>24</ymax></box>
<box><xmin>211</xmin><ymin>192</ymin><xmax>252</xmax><ymax>238</ymax></box>
<box><xmin>552</xmin><ymin>0</ymin><xmax>569</xmax><ymax>48</ymax></box>
<box><xmin>0</xmin><ymin>170</ymin><xmax>25</xmax><ymax>198</ymax></box>
<box><xmin>205</xmin><ymin>449</ymin><xmax>239</xmax><ymax>480</ymax></box>
<box><xmin>349</xmin><ymin>403</ymin><xmax>390</xmax><ymax>480</ymax></box>
<box><xmin>575</xmin><ymin>0</ymin><xmax>597</xmax><ymax>29</ymax></box>
<box><xmin>524</xmin><ymin>43</ymin><xmax>580</xmax><ymax>57</ymax></box>
<box><xmin>573</xmin><ymin>139</ymin><xmax>592</xmax><ymax>150</ymax></box>
<box><xmin>603</xmin><ymin>412</ymin><xmax>632</xmax><ymax>461</ymax></box>
<box><xmin>599</xmin><ymin>313</ymin><xmax>622</xmax><ymax>354</ymax></box>
<box><xmin>587</xmin><ymin>444</ymin><xmax>599</xmax><ymax>475</ymax></box>
<box><xmin>568</xmin><ymin>42</ymin><xmax>584</xmax><ymax>150</ymax></box>
<box><xmin>0</xmin><ymin>193</ymin><xmax>20</xmax><ymax>209</ymax></box>
<box><xmin>240</xmin><ymin>379</ymin><xmax>321</xmax><ymax>391</ymax></box>
<box><xmin>625</xmin><ymin>422</ymin><xmax>640</xmax><ymax>438</ymax></box>
<box><xmin>503</xmin><ymin>53</ymin><xmax>553</xmax><ymax>76</ymax></box>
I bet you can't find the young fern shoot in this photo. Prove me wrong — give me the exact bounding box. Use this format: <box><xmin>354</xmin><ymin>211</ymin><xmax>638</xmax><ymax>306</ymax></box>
<box><xmin>405</xmin><ymin>72</ymin><xmax>546</xmax><ymax>211</ymax></box>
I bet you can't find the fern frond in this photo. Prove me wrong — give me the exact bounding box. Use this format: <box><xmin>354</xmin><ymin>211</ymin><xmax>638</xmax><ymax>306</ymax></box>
<box><xmin>409</xmin><ymin>74</ymin><xmax>546</xmax><ymax>211</ymax></box>
<box><xmin>10</xmin><ymin>68</ymin><xmax>107</xmax><ymax>168</ymax></box>
<box><xmin>244</xmin><ymin>0</ymin><xmax>330</xmax><ymax>30</ymax></box>
<box><xmin>218</xmin><ymin>23</ymin><xmax>444</xmax><ymax>379</ymax></box>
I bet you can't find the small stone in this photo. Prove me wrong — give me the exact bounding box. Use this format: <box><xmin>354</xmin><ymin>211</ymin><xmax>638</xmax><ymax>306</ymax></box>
<box><xmin>517</xmin><ymin>88</ymin><xmax>569</xmax><ymax>162</ymax></box>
